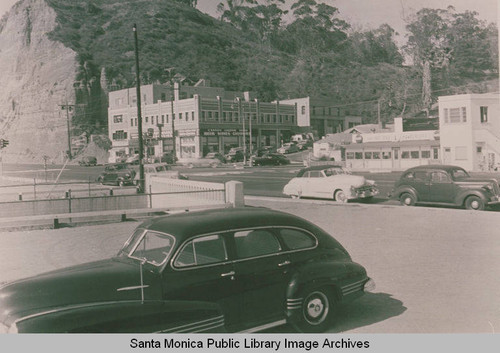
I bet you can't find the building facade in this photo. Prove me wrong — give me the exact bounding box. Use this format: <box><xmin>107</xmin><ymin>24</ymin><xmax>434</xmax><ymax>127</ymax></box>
<box><xmin>108</xmin><ymin>83</ymin><xmax>305</xmax><ymax>162</ymax></box>
<box><xmin>343</xmin><ymin>118</ymin><xmax>440</xmax><ymax>171</ymax></box>
<box><xmin>438</xmin><ymin>93</ymin><xmax>500</xmax><ymax>171</ymax></box>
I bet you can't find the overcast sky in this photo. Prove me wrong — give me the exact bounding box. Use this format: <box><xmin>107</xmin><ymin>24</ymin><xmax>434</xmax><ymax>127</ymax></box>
<box><xmin>0</xmin><ymin>0</ymin><xmax>497</xmax><ymax>39</ymax></box>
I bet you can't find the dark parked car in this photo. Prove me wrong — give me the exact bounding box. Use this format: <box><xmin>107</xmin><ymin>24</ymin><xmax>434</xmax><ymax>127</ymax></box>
<box><xmin>78</xmin><ymin>156</ymin><xmax>97</xmax><ymax>167</ymax></box>
<box><xmin>97</xmin><ymin>163</ymin><xmax>136</xmax><ymax>186</ymax></box>
<box><xmin>252</xmin><ymin>153</ymin><xmax>290</xmax><ymax>166</ymax></box>
<box><xmin>225</xmin><ymin>148</ymin><xmax>245</xmax><ymax>163</ymax></box>
<box><xmin>0</xmin><ymin>208</ymin><xmax>374</xmax><ymax>333</ymax></box>
<box><xmin>389</xmin><ymin>165</ymin><xmax>500</xmax><ymax>210</ymax></box>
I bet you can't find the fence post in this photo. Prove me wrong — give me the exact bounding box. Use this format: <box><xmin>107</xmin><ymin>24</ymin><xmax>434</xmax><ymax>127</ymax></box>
<box><xmin>67</xmin><ymin>189</ymin><xmax>72</xmax><ymax>213</ymax></box>
<box><xmin>225</xmin><ymin>181</ymin><xmax>244</xmax><ymax>207</ymax></box>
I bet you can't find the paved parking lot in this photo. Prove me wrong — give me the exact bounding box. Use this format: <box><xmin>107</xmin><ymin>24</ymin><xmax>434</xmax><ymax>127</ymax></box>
<box><xmin>1</xmin><ymin>198</ymin><xmax>499</xmax><ymax>333</ymax></box>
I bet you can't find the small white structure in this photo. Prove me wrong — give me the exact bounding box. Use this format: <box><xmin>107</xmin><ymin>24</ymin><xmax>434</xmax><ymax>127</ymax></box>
<box><xmin>438</xmin><ymin>93</ymin><xmax>500</xmax><ymax>171</ymax></box>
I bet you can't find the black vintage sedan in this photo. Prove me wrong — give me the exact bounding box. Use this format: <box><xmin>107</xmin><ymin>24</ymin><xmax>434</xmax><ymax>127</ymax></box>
<box><xmin>389</xmin><ymin>165</ymin><xmax>500</xmax><ymax>210</ymax></box>
<box><xmin>252</xmin><ymin>153</ymin><xmax>291</xmax><ymax>166</ymax></box>
<box><xmin>0</xmin><ymin>208</ymin><xmax>374</xmax><ymax>333</ymax></box>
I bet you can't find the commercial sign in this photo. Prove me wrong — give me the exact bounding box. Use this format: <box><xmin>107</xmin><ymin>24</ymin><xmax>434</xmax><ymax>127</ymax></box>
<box><xmin>201</xmin><ymin>128</ymin><xmax>248</xmax><ymax>137</ymax></box>
<box><xmin>353</xmin><ymin>130</ymin><xmax>436</xmax><ymax>143</ymax></box>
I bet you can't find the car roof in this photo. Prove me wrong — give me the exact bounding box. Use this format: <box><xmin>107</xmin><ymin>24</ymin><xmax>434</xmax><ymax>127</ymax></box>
<box><xmin>296</xmin><ymin>164</ymin><xmax>342</xmax><ymax>177</ymax></box>
<box><xmin>403</xmin><ymin>165</ymin><xmax>465</xmax><ymax>172</ymax></box>
<box><xmin>139</xmin><ymin>207</ymin><xmax>322</xmax><ymax>243</ymax></box>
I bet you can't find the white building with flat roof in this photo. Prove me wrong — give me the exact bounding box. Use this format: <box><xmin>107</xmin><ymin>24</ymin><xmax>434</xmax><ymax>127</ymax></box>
<box><xmin>438</xmin><ymin>93</ymin><xmax>500</xmax><ymax>171</ymax></box>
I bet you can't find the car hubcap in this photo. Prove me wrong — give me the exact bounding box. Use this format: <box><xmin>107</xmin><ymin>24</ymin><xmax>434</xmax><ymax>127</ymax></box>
<box><xmin>336</xmin><ymin>192</ymin><xmax>346</xmax><ymax>202</ymax></box>
<box><xmin>470</xmin><ymin>200</ymin><xmax>479</xmax><ymax>209</ymax></box>
<box><xmin>404</xmin><ymin>197</ymin><xmax>412</xmax><ymax>205</ymax></box>
<box><xmin>303</xmin><ymin>291</ymin><xmax>329</xmax><ymax>325</ymax></box>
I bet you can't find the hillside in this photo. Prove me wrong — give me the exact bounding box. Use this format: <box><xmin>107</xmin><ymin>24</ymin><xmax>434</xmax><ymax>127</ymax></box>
<box><xmin>0</xmin><ymin>0</ymin><xmax>497</xmax><ymax>163</ymax></box>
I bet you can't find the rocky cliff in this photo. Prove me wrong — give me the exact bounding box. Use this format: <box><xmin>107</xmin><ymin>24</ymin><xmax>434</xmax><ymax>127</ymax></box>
<box><xmin>0</xmin><ymin>0</ymin><xmax>77</xmax><ymax>163</ymax></box>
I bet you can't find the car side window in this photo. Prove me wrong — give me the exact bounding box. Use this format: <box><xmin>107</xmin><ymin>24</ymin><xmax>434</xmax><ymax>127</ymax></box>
<box><xmin>234</xmin><ymin>229</ymin><xmax>281</xmax><ymax>259</ymax></box>
<box><xmin>279</xmin><ymin>228</ymin><xmax>316</xmax><ymax>250</ymax></box>
<box><xmin>414</xmin><ymin>171</ymin><xmax>428</xmax><ymax>181</ymax></box>
<box><xmin>174</xmin><ymin>234</ymin><xmax>227</xmax><ymax>267</ymax></box>
<box><xmin>430</xmin><ymin>171</ymin><xmax>450</xmax><ymax>183</ymax></box>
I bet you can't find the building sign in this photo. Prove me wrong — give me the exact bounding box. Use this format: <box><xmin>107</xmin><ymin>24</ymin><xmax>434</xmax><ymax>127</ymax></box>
<box><xmin>353</xmin><ymin>130</ymin><xmax>436</xmax><ymax>143</ymax></box>
<box><xmin>201</xmin><ymin>128</ymin><xmax>248</xmax><ymax>137</ymax></box>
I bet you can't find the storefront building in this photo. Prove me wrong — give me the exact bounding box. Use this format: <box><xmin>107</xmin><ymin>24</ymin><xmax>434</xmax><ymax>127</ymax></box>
<box><xmin>107</xmin><ymin>83</ymin><xmax>308</xmax><ymax>162</ymax></box>
<box><xmin>344</xmin><ymin>118</ymin><xmax>440</xmax><ymax>171</ymax></box>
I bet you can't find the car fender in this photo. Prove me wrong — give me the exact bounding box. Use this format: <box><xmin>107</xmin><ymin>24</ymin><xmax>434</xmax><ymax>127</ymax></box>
<box><xmin>391</xmin><ymin>186</ymin><xmax>418</xmax><ymax>200</ymax></box>
<box><xmin>13</xmin><ymin>300</ymin><xmax>225</xmax><ymax>333</ymax></box>
<box><xmin>455</xmin><ymin>189</ymin><xmax>489</xmax><ymax>206</ymax></box>
<box><xmin>286</xmin><ymin>260</ymin><xmax>362</xmax><ymax>300</ymax></box>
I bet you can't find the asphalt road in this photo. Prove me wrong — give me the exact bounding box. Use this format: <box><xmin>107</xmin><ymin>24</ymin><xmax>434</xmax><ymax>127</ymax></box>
<box><xmin>0</xmin><ymin>199</ymin><xmax>499</xmax><ymax>333</ymax></box>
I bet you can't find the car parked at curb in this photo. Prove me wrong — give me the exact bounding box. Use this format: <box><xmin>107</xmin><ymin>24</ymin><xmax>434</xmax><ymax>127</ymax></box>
<box><xmin>389</xmin><ymin>164</ymin><xmax>500</xmax><ymax>210</ymax></box>
<box><xmin>97</xmin><ymin>163</ymin><xmax>136</xmax><ymax>186</ymax></box>
<box><xmin>134</xmin><ymin>163</ymin><xmax>188</xmax><ymax>185</ymax></box>
<box><xmin>177</xmin><ymin>157</ymin><xmax>222</xmax><ymax>169</ymax></box>
<box><xmin>283</xmin><ymin>165</ymin><xmax>379</xmax><ymax>202</ymax></box>
<box><xmin>252</xmin><ymin>153</ymin><xmax>290</xmax><ymax>166</ymax></box>
<box><xmin>0</xmin><ymin>208</ymin><xmax>374</xmax><ymax>333</ymax></box>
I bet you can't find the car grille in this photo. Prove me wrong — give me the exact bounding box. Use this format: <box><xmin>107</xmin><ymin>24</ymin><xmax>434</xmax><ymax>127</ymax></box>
<box><xmin>355</xmin><ymin>185</ymin><xmax>376</xmax><ymax>192</ymax></box>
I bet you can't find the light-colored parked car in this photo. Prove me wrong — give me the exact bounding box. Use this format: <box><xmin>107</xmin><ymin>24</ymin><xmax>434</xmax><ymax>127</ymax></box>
<box><xmin>134</xmin><ymin>163</ymin><xmax>188</xmax><ymax>184</ymax></box>
<box><xmin>177</xmin><ymin>157</ymin><xmax>222</xmax><ymax>168</ymax></box>
<box><xmin>283</xmin><ymin>165</ymin><xmax>379</xmax><ymax>202</ymax></box>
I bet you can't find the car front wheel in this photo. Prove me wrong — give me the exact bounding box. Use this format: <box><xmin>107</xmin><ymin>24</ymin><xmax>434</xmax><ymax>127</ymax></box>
<box><xmin>293</xmin><ymin>287</ymin><xmax>336</xmax><ymax>333</ymax></box>
<box><xmin>465</xmin><ymin>195</ymin><xmax>485</xmax><ymax>210</ymax></box>
<box><xmin>334</xmin><ymin>190</ymin><xmax>347</xmax><ymax>203</ymax></box>
<box><xmin>399</xmin><ymin>192</ymin><xmax>416</xmax><ymax>206</ymax></box>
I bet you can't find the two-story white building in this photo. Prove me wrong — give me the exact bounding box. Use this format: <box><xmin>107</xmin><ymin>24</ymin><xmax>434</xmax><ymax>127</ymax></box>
<box><xmin>438</xmin><ymin>93</ymin><xmax>500</xmax><ymax>171</ymax></box>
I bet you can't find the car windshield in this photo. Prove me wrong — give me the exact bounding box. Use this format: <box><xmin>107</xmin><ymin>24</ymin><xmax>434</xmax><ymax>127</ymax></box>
<box><xmin>323</xmin><ymin>167</ymin><xmax>349</xmax><ymax>176</ymax></box>
<box><xmin>118</xmin><ymin>228</ymin><xmax>175</xmax><ymax>266</ymax></box>
<box><xmin>450</xmin><ymin>168</ymin><xmax>469</xmax><ymax>180</ymax></box>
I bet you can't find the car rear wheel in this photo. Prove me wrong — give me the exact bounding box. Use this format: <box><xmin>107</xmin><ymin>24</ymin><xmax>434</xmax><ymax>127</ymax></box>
<box><xmin>465</xmin><ymin>195</ymin><xmax>485</xmax><ymax>210</ymax></box>
<box><xmin>399</xmin><ymin>193</ymin><xmax>416</xmax><ymax>206</ymax></box>
<box><xmin>334</xmin><ymin>190</ymin><xmax>347</xmax><ymax>203</ymax></box>
<box><xmin>292</xmin><ymin>287</ymin><xmax>336</xmax><ymax>333</ymax></box>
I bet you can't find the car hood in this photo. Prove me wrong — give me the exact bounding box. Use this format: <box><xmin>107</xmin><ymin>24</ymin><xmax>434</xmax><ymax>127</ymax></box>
<box><xmin>0</xmin><ymin>258</ymin><xmax>160</xmax><ymax>322</ymax></box>
<box><xmin>326</xmin><ymin>174</ymin><xmax>371</xmax><ymax>187</ymax></box>
<box><xmin>455</xmin><ymin>178</ymin><xmax>500</xmax><ymax>192</ymax></box>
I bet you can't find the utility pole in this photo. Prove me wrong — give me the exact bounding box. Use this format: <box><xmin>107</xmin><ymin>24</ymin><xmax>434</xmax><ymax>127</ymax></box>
<box><xmin>170</xmin><ymin>89</ymin><xmax>176</xmax><ymax>161</ymax></box>
<box><xmin>133</xmin><ymin>24</ymin><xmax>145</xmax><ymax>192</ymax></box>
<box><xmin>59</xmin><ymin>102</ymin><xmax>74</xmax><ymax>160</ymax></box>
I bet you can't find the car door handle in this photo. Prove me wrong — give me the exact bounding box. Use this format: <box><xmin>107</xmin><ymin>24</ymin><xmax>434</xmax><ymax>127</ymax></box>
<box><xmin>220</xmin><ymin>271</ymin><xmax>235</xmax><ymax>279</ymax></box>
<box><xmin>278</xmin><ymin>260</ymin><xmax>291</xmax><ymax>267</ymax></box>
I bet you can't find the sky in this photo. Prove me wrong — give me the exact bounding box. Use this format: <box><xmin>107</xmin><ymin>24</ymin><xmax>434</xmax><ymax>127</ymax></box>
<box><xmin>0</xmin><ymin>0</ymin><xmax>497</xmax><ymax>38</ymax></box>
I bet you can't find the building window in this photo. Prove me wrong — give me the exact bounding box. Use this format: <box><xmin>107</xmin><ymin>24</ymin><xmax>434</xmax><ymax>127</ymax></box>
<box><xmin>455</xmin><ymin>146</ymin><xmax>467</xmax><ymax>160</ymax></box>
<box><xmin>145</xmin><ymin>116</ymin><xmax>148</xmax><ymax>123</ymax></box>
<box><xmin>372</xmin><ymin>152</ymin><xmax>381</xmax><ymax>159</ymax></box>
<box><xmin>421</xmin><ymin>150</ymin><xmax>431</xmax><ymax>158</ymax></box>
<box><xmin>410</xmin><ymin>151</ymin><xmax>420</xmax><ymax>159</ymax></box>
<box><xmin>449</xmin><ymin>108</ymin><xmax>460</xmax><ymax>123</ymax></box>
<box><xmin>301</xmin><ymin>106</ymin><xmax>306</xmax><ymax>114</ymax></box>
<box><xmin>166</xmin><ymin>115</ymin><xmax>169</xmax><ymax>124</ymax></box>
<box><xmin>355</xmin><ymin>152</ymin><xmax>363</xmax><ymax>159</ymax></box>
<box><xmin>480</xmin><ymin>106</ymin><xmax>488</xmax><ymax>123</ymax></box>
<box><xmin>346</xmin><ymin>152</ymin><xmax>354</xmax><ymax>159</ymax></box>
<box><xmin>433</xmin><ymin>148</ymin><xmax>439</xmax><ymax>159</ymax></box>
<box><xmin>179</xmin><ymin>112</ymin><xmax>183</xmax><ymax>120</ymax></box>
<box><xmin>192</xmin><ymin>112</ymin><xmax>195</xmax><ymax>121</ymax></box>
<box><xmin>477</xmin><ymin>146</ymin><xmax>482</xmax><ymax>153</ymax></box>
<box><xmin>130</xmin><ymin>119</ymin><xmax>134</xmax><ymax>126</ymax></box>
<box><xmin>113</xmin><ymin>115</ymin><xmax>123</xmax><ymax>123</ymax></box>
<box><xmin>382</xmin><ymin>151</ymin><xmax>391</xmax><ymax>159</ymax></box>
<box><xmin>401</xmin><ymin>151</ymin><xmax>410</xmax><ymax>159</ymax></box>
<box><xmin>112</xmin><ymin>130</ymin><xmax>127</xmax><ymax>140</ymax></box>
<box><xmin>364</xmin><ymin>152</ymin><xmax>372</xmax><ymax>159</ymax></box>
<box><xmin>161</xmin><ymin>115</ymin><xmax>164</xmax><ymax>124</ymax></box>
<box><xmin>461</xmin><ymin>107</ymin><xmax>467</xmax><ymax>122</ymax></box>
